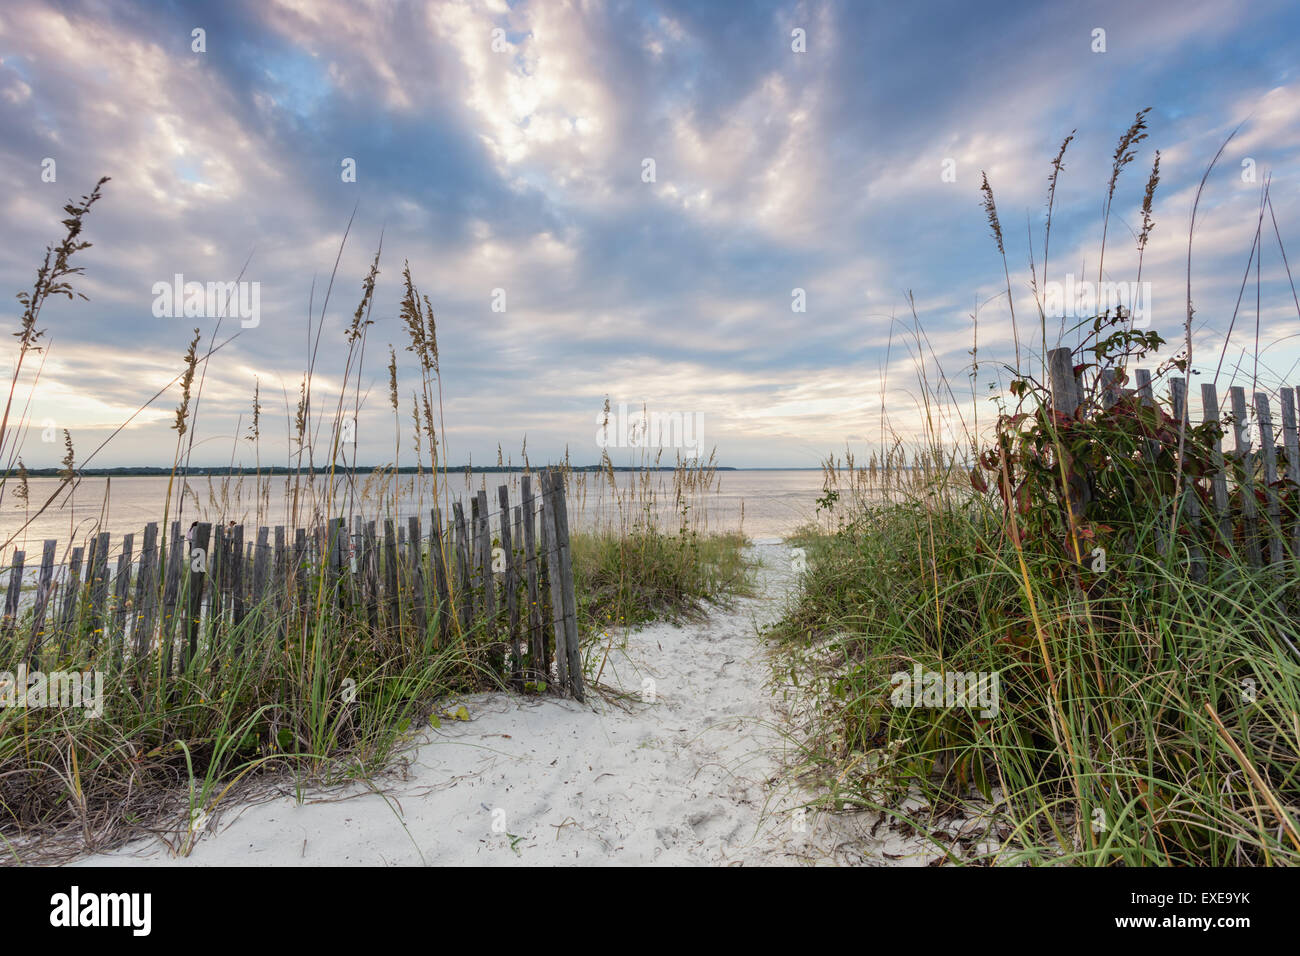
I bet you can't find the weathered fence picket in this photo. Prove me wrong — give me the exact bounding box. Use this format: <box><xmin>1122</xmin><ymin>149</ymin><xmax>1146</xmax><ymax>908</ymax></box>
<box><xmin>1228</xmin><ymin>387</ymin><xmax>1264</xmax><ymax>567</ymax></box>
<box><xmin>521</xmin><ymin>474</ymin><xmax>545</xmax><ymax>682</ymax></box>
<box><xmin>452</xmin><ymin>501</ymin><xmax>472</xmax><ymax>631</ymax></box>
<box><xmin>1039</xmin><ymin>347</ymin><xmax>1300</xmax><ymax>577</ymax></box>
<box><xmin>1046</xmin><ymin>348</ymin><xmax>1090</xmax><ymax>525</ymax></box>
<box><xmin>2</xmin><ymin>476</ymin><xmax>584</xmax><ymax>701</ymax></box>
<box><xmin>1202</xmin><ymin>384</ymin><xmax>1232</xmax><ymax>543</ymax></box>
<box><xmin>1255</xmin><ymin>393</ymin><xmax>1286</xmax><ymax>567</ymax></box>
<box><xmin>540</xmin><ymin>470</ymin><xmax>569</xmax><ymax>692</ymax></box>
<box><xmin>1283</xmin><ymin>387</ymin><xmax>1300</xmax><ymax>558</ymax></box>
<box><xmin>1171</xmin><ymin>377</ymin><xmax>1206</xmax><ymax>582</ymax></box>
<box><xmin>57</xmin><ymin>545</ymin><xmax>83</xmax><ymax>654</ymax></box>
<box><xmin>26</xmin><ymin>539</ymin><xmax>56</xmax><ymax>661</ymax></box>
<box><xmin>134</xmin><ymin>522</ymin><xmax>158</xmax><ymax>654</ymax></box>
<box><xmin>499</xmin><ymin>484</ymin><xmax>520</xmax><ymax>683</ymax></box>
<box><xmin>3</xmin><ymin>549</ymin><xmax>23</xmax><ymax>637</ymax></box>
<box><xmin>430</xmin><ymin>507</ymin><xmax>452</xmax><ymax>645</ymax></box>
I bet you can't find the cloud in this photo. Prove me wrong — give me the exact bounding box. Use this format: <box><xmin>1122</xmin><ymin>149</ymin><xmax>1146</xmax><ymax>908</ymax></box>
<box><xmin>1</xmin><ymin>0</ymin><xmax>1299</xmax><ymax>472</ymax></box>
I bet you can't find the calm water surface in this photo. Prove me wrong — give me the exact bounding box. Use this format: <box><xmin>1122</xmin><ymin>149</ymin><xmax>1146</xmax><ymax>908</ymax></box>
<box><xmin>1</xmin><ymin>470</ymin><xmax>833</xmax><ymax>558</ymax></box>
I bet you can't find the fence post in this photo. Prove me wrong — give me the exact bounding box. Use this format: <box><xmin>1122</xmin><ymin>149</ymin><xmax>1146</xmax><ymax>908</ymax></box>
<box><xmin>1255</xmin><ymin>393</ymin><xmax>1285</xmax><ymax>567</ymax></box>
<box><xmin>161</xmin><ymin>521</ymin><xmax>183</xmax><ymax>673</ymax></box>
<box><xmin>112</xmin><ymin>533</ymin><xmax>134</xmax><ymax>665</ymax></box>
<box><xmin>57</xmin><ymin>545</ymin><xmax>84</xmax><ymax>656</ymax></box>
<box><xmin>475</xmin><ymin>489</ymin><xmax>496</xmax><ymax>625</ymax></box>
<box><xmin>522</xmin><ymin>475</ymin><xmax>545</xmax><ymax>684</ymax></box>
<box><xmin>134</xmin><ymin>521</ymin><xmax>159</xmax><ymax>655</ymax></box>
<box><xmin>1171</xmin><ymin>378</ymin><xmax>1205</xmax><ymax>582</ymax></box>
<box><xmin>88</xmin><ymin>531</ymin><xmax>110</xmax><ymax>647</ymax></box>
<box><xmin>540</xmin><ymin>472</ymin><xmax>569</xmax><ymax>693</ymax></box>
<box><xmin>513</xmin><ymin>500</ymin><xmax>525</xmax><ymax>679</ymax></box>
<box><xmin>407</xmin><ymin>515</ymin><xmax>426</xmax><ymax>639</ymax></box>
<box><xmin>26</xmin><ymin>539</ymin><xmax>57</xmax><ymax>663</ymax></box>
<box><xmin>430</xmin><ymin>508</ymin><xmax>452</xmax><ymax>646</ymax></box>
<box><xmin>1229</xmin><ymin>386</ymin><xmax>1264</xmax><ymax>567</ymax></box>
<box><xmin>229</xmin><ymin>524</ymin><xmax>246</xmax><ymax>634</ymax></box>
<box><xmin>1282</xmin><ymin>388</ymin><xmax>1300</xmax><ymax>559</ymax></box>
<box><xmin>1046</xmin><ymin>347</ymin><xmax>1090</xmax><ymax>555</ymax></box>
<box><xmin>3</xmin><ymin>549</ymin><xmax>25</xmax><ymax>639</ymax></box>
<box><xmin>183</xmin><ymin>523</ymin><xmax>211</xmax><ymax>673</ymax></box>
<box><xmin>554</xmin><ymin>473</ymin><xmax>582</xmax><ymax>701</ymax></box>
<box><xmin>499</xmin><ymin>484</ymin><xmax>521</xmax><ymax>685</ymax></box>
<box><xmin>251</xmin><ymin>526</ymin><xmax>271</xmax><ymax>634</ymax></box>
<box><xmin>210</xmin><ymin>524</ymin><xmax>226</xmax><ymax>647</ymax></box>
<box><xmin>293</xmin><ymin>527</ymin><xmax>307</xmax><ymax>618</ymax></box>
<box><xmin>1099</xmin><ymin>367</ymin><xmax>1120</xmax><ymax>409</ymax></box>
<box><xmin>1201</xmin><ymin>384</ymin><xmax>1232</xmax><ymax>544</ymax></box>
<box><xmin>452</xmin><ymin>501</ymin><xmax>473</xmax><ymax>634</ymax></box>
<box><xmin>274</xmin><ymin>525</ymin><xmax>287</xmax><ymax>645</ymax></box>
<box><xmin>383</xmin><ymin>518</ymin><xmax>399</xmax><ymax>626</ymax></box>
<box><xmin>544</xmin><ymin>468</ymin><xmax>583</xmax><ymax>701</ymax></box>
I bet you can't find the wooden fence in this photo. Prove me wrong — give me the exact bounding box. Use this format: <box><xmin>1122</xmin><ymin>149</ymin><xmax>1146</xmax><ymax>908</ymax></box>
<box><xmin>0</xmin><ymin>468</ymin><xmax>584</xmax><ymax>701</ymax></box>
<box><xmin>1047</xmin><ymin>345</ymin><xmax>1300</xmax><ymax>576</ymax></box>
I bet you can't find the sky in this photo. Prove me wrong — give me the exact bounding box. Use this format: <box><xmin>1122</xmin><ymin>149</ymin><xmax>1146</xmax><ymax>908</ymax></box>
<box><xmin>2</xmin><ymin>0</ymin><xmax>1300</xmax><ymax>471</ymax></box>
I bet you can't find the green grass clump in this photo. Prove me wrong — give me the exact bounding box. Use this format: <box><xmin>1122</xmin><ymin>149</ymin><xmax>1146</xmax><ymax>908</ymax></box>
<box><xmin>774</xmin><ymin>494</ymin><xmax>1300</xmax><ymax>865</ymax></box>
<box><xmin>571</xmin><ymin>528</ymin><xmax>753</xmax><ymax>635</ymax></box>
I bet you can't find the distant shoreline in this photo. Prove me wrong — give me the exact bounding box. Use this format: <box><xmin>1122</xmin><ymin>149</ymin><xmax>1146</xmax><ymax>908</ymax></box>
<box><xmin>9</xmin><ymin>465</ymin><xmax>839</xmax><ymax>478</ymax></box>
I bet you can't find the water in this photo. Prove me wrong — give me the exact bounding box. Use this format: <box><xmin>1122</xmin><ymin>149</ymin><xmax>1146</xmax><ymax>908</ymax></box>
<box><xmin>0</xmin><ymin>470</ymin><xmax>833</xmax><ymax>556</ymax></box>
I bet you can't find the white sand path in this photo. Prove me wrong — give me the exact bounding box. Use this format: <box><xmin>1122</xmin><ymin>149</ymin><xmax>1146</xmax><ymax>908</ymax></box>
<box><xmin>73</xmin><ymin>541</ymin><xmax>933</xmax><ymax>867</ymax></box>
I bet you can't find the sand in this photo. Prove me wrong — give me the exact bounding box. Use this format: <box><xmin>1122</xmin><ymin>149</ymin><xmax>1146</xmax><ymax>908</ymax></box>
<box><xmin>72</xmin><ymin>541</ymin><xmax>938</xmax><ymax>867</ymax></box>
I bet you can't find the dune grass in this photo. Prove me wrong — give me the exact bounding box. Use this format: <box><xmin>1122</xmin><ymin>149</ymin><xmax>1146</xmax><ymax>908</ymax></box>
<box><xmin>772</xmin><ymin>117</ymin><xmax>1300</xmax><ymax>866</ymax></box>
<box><xmin>572</xmin><ymin>527</ymin><xmax>752</xmax><ymax>634</ymax></box>
<box><xmin>776</xmin><ymin>491</ymin><xmax>1300</xmax><ymax>865</ymax></box>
